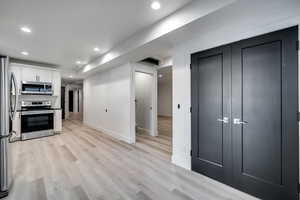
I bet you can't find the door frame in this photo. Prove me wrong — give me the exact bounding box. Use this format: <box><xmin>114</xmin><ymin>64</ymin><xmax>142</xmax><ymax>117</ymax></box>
<box><xmin>130</xmin><ymin>62</ymin><xmax>158</xmax><ymax>143</ymax></box>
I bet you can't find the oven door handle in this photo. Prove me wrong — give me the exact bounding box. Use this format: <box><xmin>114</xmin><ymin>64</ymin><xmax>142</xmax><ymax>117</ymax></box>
<box><xmin>21</xmin><ymin>110</ymin><xmax>54</xmax><ymax>115</ymax></box>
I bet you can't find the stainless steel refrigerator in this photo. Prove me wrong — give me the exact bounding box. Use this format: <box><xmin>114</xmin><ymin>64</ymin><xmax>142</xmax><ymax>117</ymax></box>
<box><xmin>0</xmin><ymin>56</ymin><xmax>17</xmax><ymax>198</ymax></box>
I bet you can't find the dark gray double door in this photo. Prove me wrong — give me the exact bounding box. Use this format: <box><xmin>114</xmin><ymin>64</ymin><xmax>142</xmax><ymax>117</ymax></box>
<box><xmin>191</xmin><ymin>26</ymin><xmax>299</xmax><ymax>200</ymax></box>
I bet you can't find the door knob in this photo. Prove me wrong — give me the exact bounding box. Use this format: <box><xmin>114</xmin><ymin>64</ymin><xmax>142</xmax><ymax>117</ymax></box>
<box><xmin>217</xmin><ymin>117</ymin><xmax>229</xmax><ymax>124</ymax></box>
<box><xmin>233</xmin><ymin>118</ymin><xmax>248</xmax><ymax>125</ymax></box>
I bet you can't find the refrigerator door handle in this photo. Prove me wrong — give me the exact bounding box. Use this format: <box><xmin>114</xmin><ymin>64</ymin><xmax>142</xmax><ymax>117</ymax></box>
<box><xmin>10</xmin><ymin>72</ymin><xmax>18</xmax><ymax>120</ymax></box>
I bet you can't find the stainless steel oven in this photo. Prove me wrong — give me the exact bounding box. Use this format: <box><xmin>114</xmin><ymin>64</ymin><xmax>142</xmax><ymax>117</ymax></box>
<box><xmin>20</xmin><ymin>100</ymin><xmax>54</xmax><ymax>140</ymax></box>
<box><xmin>21</xmin><ymin>81</ymin><xmax>53</xmax><ymax>95</ymax></box>
<box><xmin>21</xmin><ymin>110</ymin><xmax>54</xmax><ymax>140</ymax></box>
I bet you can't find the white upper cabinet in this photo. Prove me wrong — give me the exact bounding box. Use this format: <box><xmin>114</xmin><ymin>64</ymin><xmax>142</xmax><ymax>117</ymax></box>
<box><xmin>21</xmin><ymin>67</ymin><xmax>37</xmax><ymax>82</ymax></box>
<box><xmin>10</xmin><ymin>63</ymin><xmax>62</xmax><ymax>99</ymax></box>
<box><xmin>21</xmin><ymin>67</ymin><xmax>53</xmax><ymax>82</ymax></box>
<box><xmin>36</xmin><ymin>69</ymin><xmax>52</xmax><ymax>83</ymax></box>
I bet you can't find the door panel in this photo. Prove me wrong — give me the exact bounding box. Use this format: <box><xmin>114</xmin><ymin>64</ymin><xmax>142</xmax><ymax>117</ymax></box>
<box><xmin>242</xmin><ymin>41</ymin><xmax>282</xmax><ymax>184</ymax></box>
<box><xmin>191</xmin><ymin>46</ymin><xmax>232</xmax><ymax>184</ymax></box>
<box><xmin>232</xmin><ymin>26</ymin><xmax>298</xmax><ymax>200</ymax></box>
<box><xmin>135</xmin><ymin>72</ymin><xmax>153</xmax><ymax>132</ymax></box>
<box><xmin>191</xmin><ymin>26</ymin><xmax>298</xmax><ymax>200</ymax></box>
<box><xmin>197</xmin><ymin>54</ymin><xmax>223</xmax><ymax>165</ymax></box>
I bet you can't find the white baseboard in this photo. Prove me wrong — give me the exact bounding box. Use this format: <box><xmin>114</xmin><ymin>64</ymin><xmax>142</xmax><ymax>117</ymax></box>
<box><xmin>172</xmin><ymin>152</ymin><xmax>191</xmax><ymax>170</ymax></box>
<box><xmin>84</xmin><ymin>122</ymin><xmax>134</xmax><ymax>144</ymax></box>
<box><xmin>136</xmin><ymin>126</ymin><xmax>158</xmax><ymax>137</ymax></box>
<box><xmin>158</xmin><ymin>114</ymin><xmax>172</xmax><ymax>118</ymax></box>
<box><xmin>136</xmin><ymin>126</ymin><xmax>150</xmax><ymax>134</ymax></box>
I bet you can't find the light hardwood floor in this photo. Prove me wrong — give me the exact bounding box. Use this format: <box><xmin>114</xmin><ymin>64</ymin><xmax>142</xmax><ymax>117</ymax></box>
<box><xmin>136</xmin><ymin>116</ymin><xmax>172</xmax><ymax>161</ymax></box>
<box><xmin>157</xmin><ymin>116</ymin><xmax>172</xmax><ymax>137</ymax></box>
<box><xmin>69</xmin><ymin>112</ymin><xmax>83</xmax><ymax>121</ymax></box>
<box><xmin>5</xmin><ymin>120</ymin><xmax>259</xmax><ymax>200</ymax></box>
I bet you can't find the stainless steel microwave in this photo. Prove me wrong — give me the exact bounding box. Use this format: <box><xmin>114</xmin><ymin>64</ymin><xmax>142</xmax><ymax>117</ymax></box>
<box><xmin>21</xmin><ymin>81</ymin><xmax>53</xmax><ymax>95</ymax></box>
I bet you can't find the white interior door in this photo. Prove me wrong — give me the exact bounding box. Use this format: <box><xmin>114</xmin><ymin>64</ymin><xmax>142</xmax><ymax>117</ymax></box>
<box><xmin>135</xmin><ymin>72</ymin><xmax>153</xmax><ymax>134</ymax></box>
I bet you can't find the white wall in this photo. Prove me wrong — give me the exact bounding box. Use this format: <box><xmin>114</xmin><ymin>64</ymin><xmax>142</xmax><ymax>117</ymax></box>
<box><xmin>171</xmin><ymin>0</ymin><xmax>300</xmax><ymax>170</ymax></box>
<box><xmin>84</xmin><ymin>63</ymin><xmax>133</xmax><ymax>143</ymax></box>
<box><xmin>158</xmin><ymin>79</ymin><xmax>172</xmax><ymax>117</ymax></box>
<box><xmin>135</xmin><ymin>72</ymin><xmax>153</xmax><ymax>131</ymax></box>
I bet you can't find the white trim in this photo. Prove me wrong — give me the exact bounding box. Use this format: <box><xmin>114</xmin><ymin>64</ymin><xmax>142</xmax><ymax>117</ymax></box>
<box><xmin>136</xmin><ymin>126</ymin><xmax>151</xmax><ymax>134</ymax></box>
<box><xmin>172</xmin><ymin>152</ymin><xmax>191</xmax><ymax>170</ymax></box>
<box><xmin>131</xmin><ymin>62</ymin><xmax>158</xmax><ymax>143</ymax></box>
<box><xmin>84</xmin><ymin>122</ymin><xmax>134</xmax><ymax>144</ymax></box>
<box><xmin>130</xmin><ymin>65</ymin><xmax>137</xmax><ymax>143</ymax></box>
<box><xmin>158</xmin><ymin>115</ymin><xmax>172</xmax><ymax>118</ymax></box>
<box><xmin>159</xmin><ymin>57</ymin><xmax>173</xmax><ymax>69</ymax></box>
<box><xmin>10</xmin><ymin>62</ymin><xmax>60</xmax><ymax>72</ymax></box>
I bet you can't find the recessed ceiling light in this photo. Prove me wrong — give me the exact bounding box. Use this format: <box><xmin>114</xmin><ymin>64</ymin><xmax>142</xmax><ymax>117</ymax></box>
<box><xmin>76</xmin><ymin>61</ymin><xmax>81</xmax><ymax>65</ymax></box>
<box><xmin>151</xmin><ymin>1</ymin><xmax>161</xmax><ymax>10</ymax></box>
<box><xmin>21</xmin><ymin>51</ymin><xmax>29</xmax><ymax>56</ymax></box>
<box><xmin>20</xmin><ymin>26</ymin><xmax>32</xmax><ymax>33</ymax></box>
<box><xmin>69</xmin><ymin>75</ymin><xmax>73</xmax><ymax>78</ymax></box>
<box><xmin>93</xmin><ymin>47</ymin><xmax>100</xmax><ymax>52</ymax></box>
<box><xmin>158</xmin><ymin>74</ymin><xmax>163</xmax><ymax>78</ymax></box>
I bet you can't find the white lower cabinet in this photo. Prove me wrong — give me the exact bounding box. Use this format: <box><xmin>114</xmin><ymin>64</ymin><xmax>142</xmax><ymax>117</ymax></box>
<box><xmin>54</xmin><ymin>110</ymin><xmax>62</xmax><ymax>133</ymax></box>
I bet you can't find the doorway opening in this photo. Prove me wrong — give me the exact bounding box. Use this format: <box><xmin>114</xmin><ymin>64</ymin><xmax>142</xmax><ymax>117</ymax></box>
<box><xmin>133</xmin><ymin>62</ymin><xmax>172</xmax><ymax>161</ymax></box>
<box><xmin>157</xmin><ymin>66</ymin><xmax>172</xmax><ymax>156</ymax></box>
<box><xmin>69</xmin><ymin>90</ymin><xmax>74</xmax><ymax>112</ymax></box>
<box><xmin>67</xmin><ymin>88</ymin><xmax>83</xmax><ymax>121</ymax></box>
<box><xmin>61</xmin><ymin>80</ymin><xmax>84</xmax><ymax>121</ymax></box>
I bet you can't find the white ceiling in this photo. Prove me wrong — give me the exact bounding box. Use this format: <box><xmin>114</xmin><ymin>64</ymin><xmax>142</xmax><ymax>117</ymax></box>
<box><xmin>77</xmin><ymin>0</ymin><xmax>237</xmax><ymax>77</ymax></box>
<box><xmin>0</xmin><ymin>0</ymin><xmax>192</xmax><ymax>71</ymax></box>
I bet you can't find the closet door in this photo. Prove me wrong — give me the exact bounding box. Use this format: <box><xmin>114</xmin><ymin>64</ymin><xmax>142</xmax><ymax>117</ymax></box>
<box><xmin>231</xmin><ymin>26</ymin><xmax>298</xmax><ymax>200</ymax></box>
<box><xmin>191</xmin><ymin>46</ymin><xmax>232</xmax><ymax>184</ymax></box>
